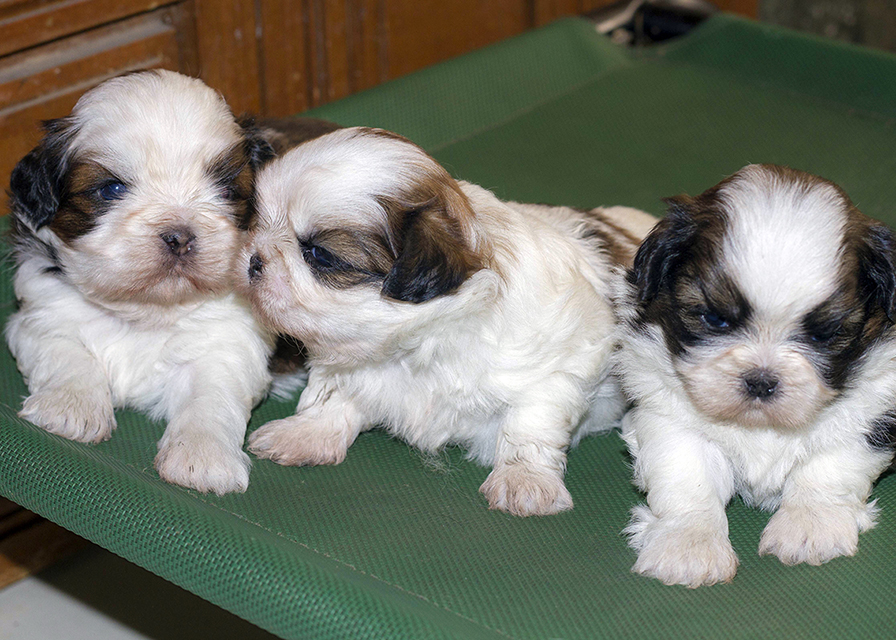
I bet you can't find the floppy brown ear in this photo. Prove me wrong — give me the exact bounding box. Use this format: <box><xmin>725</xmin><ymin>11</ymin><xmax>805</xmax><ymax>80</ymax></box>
<box><xmin>380</xmin><ymin>186</ymin><xmax>483</xmax><ymax>303</ymax></box>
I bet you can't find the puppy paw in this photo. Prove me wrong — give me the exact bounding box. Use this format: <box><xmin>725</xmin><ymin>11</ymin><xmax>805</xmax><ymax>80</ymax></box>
<box><xmin>248</xmin><ymin>415</ymin><xmax>349</xmax><ymax>466</ymax></box>
<box><xmin>155</xmin><ymin>434</ymin><xmax>251</xmax><ymax>495</ymax></box>
<box><xmin>626</xmin><ymin>506</ymin><xmax>738</xmax><ymax>587</ymax></box>
<box><xmin>479</xmin><ymin>464</ymin><xmax>573</xmax><ymax>516</ymax></box>
<box><xmin>19</xmin><ymin>386</ymin><xmax>116</xmax><ymax>444</ymax></box>
<box><xmin>758</xmin><ymin>503</ymin><xmax>873</xmax><ymax>565</ymax></box>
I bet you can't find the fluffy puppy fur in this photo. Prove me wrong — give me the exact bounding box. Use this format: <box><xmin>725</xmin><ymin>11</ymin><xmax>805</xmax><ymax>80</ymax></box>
<box><xmin>615</xmin><ymin>164</ymin><xmax>896</xmax><ymax>586</ymax></box>
<box><xmin>5</xmin><ymin>70</ymin><xmax>278</xmax><ymax>495</ymax></box>
<box><xmin>240</xmin><ymin>126</ymin><xmax>657</xmax><ymax>516</ymax></box>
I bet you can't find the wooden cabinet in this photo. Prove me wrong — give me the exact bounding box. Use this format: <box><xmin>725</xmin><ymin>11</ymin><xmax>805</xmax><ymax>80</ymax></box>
<box><xmin>0</xmin><ymin>0</ymin><xmax>758</xmax><ymax>195</ymax></box>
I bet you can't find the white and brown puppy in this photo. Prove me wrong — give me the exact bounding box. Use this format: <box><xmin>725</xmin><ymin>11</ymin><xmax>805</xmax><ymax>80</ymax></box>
<box><xmin>5</xmin><ymin>70</ymin><xmax>278</xmax><ymax>495</ymax></box>
<box><xmin>241</xmin><ymin>126</ymin><xmax>656</xmax><ymax>516</ymax></box>
<box><xmin>616</xmin><ymin>164</ymin><xmax>896</xmax><ymax>587</ymax></box>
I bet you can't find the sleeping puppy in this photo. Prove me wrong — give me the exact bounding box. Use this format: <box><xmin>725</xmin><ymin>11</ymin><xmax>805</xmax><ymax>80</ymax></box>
<box><xmin>615</xmin><ymin>164</ymin><xmax>896</xmax><ymax>586</ymax></box>
<box><xmin>5</xmin><ymin>70</ymin><xmax>277</xmax><ymax>495</ymax></box>
<box><xmin>239</xmin><ymin>126</ymin><xmax>657</xmax><ymax>516</ymax></box>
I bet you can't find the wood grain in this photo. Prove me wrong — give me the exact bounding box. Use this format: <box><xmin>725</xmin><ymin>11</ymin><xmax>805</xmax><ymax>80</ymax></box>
<box><xmin>0</xmin><ymin>498</ymin><xmax>87</xmax><ymax>589</ymax></box>
<box><xmin>0</xmin><ymin>7</ymin><xmax>182</xmax><ymax>211</ymax></box>
<box><xmin>0</xmin><ymin>0</ymin><xmax>174</xmax><ymax>57</ymax></box>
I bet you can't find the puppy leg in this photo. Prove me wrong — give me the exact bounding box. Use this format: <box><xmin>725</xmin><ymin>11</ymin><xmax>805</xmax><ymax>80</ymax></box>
<box><xmin>7</xmin><ymin>317</ymin><xmax>115</xmax><ymax>443</ymax></box>
<box><xmin>759</xmin><ymin>444</ymin><xmax>890</xmax><ymax>565</ymax></box>
<box><xmin>623</xmin><ymin>407</ymin><xmax>739</xmax><ymax>587</ymax></box>
<box><xmin>155</xmin><ymin>361</ymin><xmax>266</xmax><ymax>495</ymax></box>
<box><xmin>249</xmin><ymin>372</ymin><xmax>367</xmax><ymax>466</ymax></box>
<box><xmin>479</xmin><ymin>400</ymin><xmax>575</xmax><ymax>517</ymax></box>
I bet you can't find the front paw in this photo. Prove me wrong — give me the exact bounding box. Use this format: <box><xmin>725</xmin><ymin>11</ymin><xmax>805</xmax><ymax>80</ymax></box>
<box><xmin>155</xmin><ymin>434</ymin><xmax>251</xmax><ymax>496</ymax></box>
<box><xmin>19</xmin><ymin>386</ymin><xmax>116</xmax><ymax>444</ymax></box>
<box><xmin>248</xmin><ymin>415</ymin><xmax>349</xmax><ymax>466</ymax></box>
<box><xmin>759</xmin><ymin>503</ymin><xmax>874</xmax><ymax>565</ymax></box>
<box><xmin>626</xmin><ymin>505</ymin><xmax>738</xmax><ymax>587</ymax></box>
<box><xmin>479</xmin><ymin>464</ymin><xmax>573</xmax><ymax>516</ymax></box>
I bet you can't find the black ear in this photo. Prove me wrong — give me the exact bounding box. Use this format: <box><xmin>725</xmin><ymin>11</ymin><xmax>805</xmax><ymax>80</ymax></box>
<box><xmin>630</xmin><ymin>196</ymin><xmax>700</xmax><ymax>303</ymax></box>
<box><xmin>857</xmin><ymin>221</ymin><xmax>896</xmax><ymax>322</ymax></box>
<box><xmin>9</xmin><ymin>118</ymin><xmax>74</xmax><ymax>230</ymax></box>
<box><xmin>381</xmin><ymin>192</ymin><xmax>483</xmax><ymax>304</ymax></box>
<box><xmin>237</xmin><ymin>115</ymin><xmax>276</xmax><ymax>169</ymax></box>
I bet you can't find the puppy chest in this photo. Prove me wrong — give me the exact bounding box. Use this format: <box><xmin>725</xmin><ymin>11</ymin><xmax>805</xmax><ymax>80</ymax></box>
<box><xmin>717</xmin><ymin>429</ymin><xmax>804</xmax><ymax>507</ymax></box>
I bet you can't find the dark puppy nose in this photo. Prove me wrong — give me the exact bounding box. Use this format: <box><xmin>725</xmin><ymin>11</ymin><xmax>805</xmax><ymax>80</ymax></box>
<box><xmin>160</xmin><ymin>227</ymin><xmax>196</xmax><ymax>256</ymax></box>
<box><xmin>743</xmin><ymin>369</ymin><xmax>779</xmax><ymax>400</ymax></box>
<box><xmin>248</xmin><ymin>253</ymin><xmax>264</xmax><ymax>280</ymax></box>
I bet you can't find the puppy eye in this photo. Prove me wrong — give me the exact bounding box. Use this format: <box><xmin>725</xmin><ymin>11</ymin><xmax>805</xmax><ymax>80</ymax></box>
<box><xmin>302</xmin><ymin>244</ymin><xmax>337</xmax><ymax>270</ymax></box>
<box><xmin>700</xmin><ymin>311</ymin><xmax>730</xmax><ymax>330</ymax></box>
<box><xmin>809</xmin><ymin>326</ymin><xmax>840</xmax><ymax>344</ymax></box>
<box><xmin>98</xmin><ymin>181</ymin><xmax>128</xmax><ymax>201</ymax></box>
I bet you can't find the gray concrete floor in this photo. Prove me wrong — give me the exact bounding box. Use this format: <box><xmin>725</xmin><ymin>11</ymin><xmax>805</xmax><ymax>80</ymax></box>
<box><xmin>0</xmin><ymin>544</ymin><xmax>280</xmax><ymax>640</ymax></box>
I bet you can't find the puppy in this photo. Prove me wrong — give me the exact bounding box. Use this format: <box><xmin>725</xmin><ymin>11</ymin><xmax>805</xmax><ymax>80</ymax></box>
<box><xmin>239</xmin><ymin>126</ymin><xmax>657</xmax><ymax>516</ymax></box>
<box><xmin>5</xmin><ymin>70</ymin><xmax>277</xmax><ymax>495</ymax></box>
<box><xmin>615</xmin><ymin>164</ymin><xmax>896</xmax><ymax>586</ymax></box>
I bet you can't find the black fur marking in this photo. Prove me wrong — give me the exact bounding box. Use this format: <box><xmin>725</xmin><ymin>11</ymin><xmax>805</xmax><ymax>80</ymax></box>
<box><xmin>866</xmin><ymin>410</ymin><xmax>896</xmax><ymax>450</ymax></box>
<box><xmin>8</xmin><ymin>118</ymin><xmax>74</xmax><ymax>231</ymax></box>
<box><xmin>237</xmin><ymin>115</ymin><xmax>277</xmax><ymax>169</ymax></box>
<box><xmin>856</xmin><ymin>222</ymin><xmax>896</xmax><ymax>323</ymax></box>
<box><xmin>797</xmin><ymin>294</ymin><xmax>869</xmax><ymax>390</ymax></box>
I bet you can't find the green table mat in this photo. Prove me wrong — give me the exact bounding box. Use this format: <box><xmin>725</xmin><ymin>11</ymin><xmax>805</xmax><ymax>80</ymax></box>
<box><xmin>2</xmin><ymin>14</ymin><xmax>895</xmax><ymax>639</ymax></box>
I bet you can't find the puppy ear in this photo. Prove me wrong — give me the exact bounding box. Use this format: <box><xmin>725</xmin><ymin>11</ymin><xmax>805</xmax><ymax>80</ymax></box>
<box><xmin>380</xmin><ymin>188</ymin><xmax>483</xmax><ymax>303</ymax></box>
<box><xmin>857</xmin><ymin>221</ymin><xmax>896</xmax><ymax>322</ymax></box>
<box><xmin>630</xmin><ymin>196</ymin><xmax>699</xmax><ymax>303</ymax></box>
<box><xmin>237</xmin><ymin>115</ymin><xmax>276</xmax><ymax>169</ymax></box>
<box><xmin>9</xmin><ymin>118</ymin><xmax>74</xmax><ymax>230</ymax></box>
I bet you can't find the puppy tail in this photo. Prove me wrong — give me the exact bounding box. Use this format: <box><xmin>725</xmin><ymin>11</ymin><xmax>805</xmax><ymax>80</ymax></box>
<box><xmin>269</xmin><ymin>368</ymin><xmax>308</xmax><ymax>401</ymax></box>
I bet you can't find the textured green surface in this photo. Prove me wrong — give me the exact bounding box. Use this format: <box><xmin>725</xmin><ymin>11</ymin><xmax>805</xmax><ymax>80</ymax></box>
<box><xmin>2</xmin><ymin>13</ymin><xmax>896</xmax><ymax>639</ymax></box>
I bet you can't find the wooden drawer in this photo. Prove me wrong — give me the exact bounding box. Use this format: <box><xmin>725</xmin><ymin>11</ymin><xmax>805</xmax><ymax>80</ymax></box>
<box><xmin>0</xmin><ymin>3</ymin><xmax>196</xmax><ymax>209</ymax></box>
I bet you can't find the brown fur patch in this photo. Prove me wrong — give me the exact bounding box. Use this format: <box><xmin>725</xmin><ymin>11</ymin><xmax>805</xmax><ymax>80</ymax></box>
<box><xmin>49</xmin><ymin>160</ymin><xmax>121</xmax><ymax>243</ymax></box>
<box><xmin>206</xmin><ymin>142</ymin><xmax>256</xmax><ymax>228</ymax></box>
<box><xmin>577</xmin><ymin>208</ymin><xmax>644</xmax><ymax>268</ymax></box>
<box><xmin>258</xmin><ymin>118</ymin><xmax>343</xmax><ymax>155</ymax></box>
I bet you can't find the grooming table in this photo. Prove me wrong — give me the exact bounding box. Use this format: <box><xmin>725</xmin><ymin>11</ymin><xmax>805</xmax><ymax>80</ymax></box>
<box><xmin>2</xmin><ymin>14</ymin><xmax>895</xmax><ymax>639</ymax></box>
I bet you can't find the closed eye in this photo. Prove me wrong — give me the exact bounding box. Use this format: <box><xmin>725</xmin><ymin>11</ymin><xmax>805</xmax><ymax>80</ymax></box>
<box><xmin>301</xmin><ymin>242</ymin><xmax>339</xmax><ymax>270</ymax></box>
<box><xmin>805</xmin><ymin>322</ymin><xmax>843</xmax><ymax>345</ymax></box>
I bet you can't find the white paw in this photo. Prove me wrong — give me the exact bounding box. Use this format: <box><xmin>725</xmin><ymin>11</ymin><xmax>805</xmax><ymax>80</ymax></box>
<box><xmin>19</xmin><ymin>386</ymin><xmax>116</xmax><ymax>444</ymax></box>
<box><xmin>155</xmin><ymin>433</ymin><xmax>251</xmax><ymax>495</ymax></box>
<box><xmin>479</xmin><ymin>464</ymin><xmax>573</xmax><ymax>516</ymax></box>
<box><xmin>248</xmin><ymin>414</ymin><xmax>350</xmax><ymax>466</ymax></box>
<box><xmin>626</xmin><ymin>505</ymin><xmax>738</xmax><ymax>587</ymax></box>
<box><xmin>758</xmin><ymin>502</ymin><xmax>875</xmax><ymax>565</ymax></box>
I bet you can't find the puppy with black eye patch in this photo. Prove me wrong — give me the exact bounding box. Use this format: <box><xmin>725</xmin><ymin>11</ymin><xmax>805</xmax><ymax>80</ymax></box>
<box><xmin>614</xmin><ymin>164</ymin><xmax>896</xmax><ymax>587</ymax></box>
<box><xmin>240</xmin><ymin>126</ymin><xmax>658</xmax><ymax>516</ymax></box>
<box><xmin>5</xmin><ymin>70</ymin><xmax>285</xmax><ymax>495</ymax></box>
